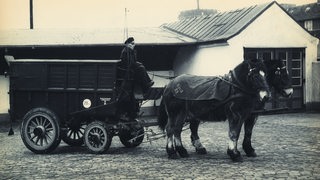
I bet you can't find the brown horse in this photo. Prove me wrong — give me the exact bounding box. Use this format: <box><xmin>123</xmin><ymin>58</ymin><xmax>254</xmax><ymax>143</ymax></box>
<box><xmin>158</xmin><ymin>59</ymin><xmax>271</xmax><ymax>162</ymax></box>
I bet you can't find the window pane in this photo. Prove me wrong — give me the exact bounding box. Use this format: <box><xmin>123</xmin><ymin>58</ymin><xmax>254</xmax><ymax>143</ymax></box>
<box><xmin>292</xmin><ymin>61</ymin><xmax>301</xmax><ymax>68</ymax></box>
<box><xmin>278</xmin><ymin>52</ymin><xmax>287</xmax><ymax>60</ymax></box>
<box><xmin>245</xmin><ymin>52</ymin><xmax>257</xmax><ymax>60</ymax></box>
<box><xmin>292</xmin><ymin>51</ymin><xmax>301</xmax><ymax>59</ymax></box>
<box><xmin>292</xmin><ymin>78</ymin><xmax>301</xmax><ymax>86</ymax></box>
<box><xmin>292</xmin><ymin>69</ymin><xmax>301</xmax><ymax>77</ymax></box>
<box><xmin>313</xmin><ymin>19</ymin><xmax>320</xmax><ymax>30</ymax></box>
<box><xmin>304</xmin><ymin>20</ymin><xmax>313</xmax><ymax>31</ymax></box>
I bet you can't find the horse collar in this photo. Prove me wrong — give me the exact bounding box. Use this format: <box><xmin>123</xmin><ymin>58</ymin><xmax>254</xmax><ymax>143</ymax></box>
<box><xmin>230</xmin><ymin>70</ymin><xmax>256</xmax><ymax>95</ymax></box>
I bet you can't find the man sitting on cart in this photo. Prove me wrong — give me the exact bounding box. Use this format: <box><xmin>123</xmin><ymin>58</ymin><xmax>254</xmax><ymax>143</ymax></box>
<box><xmin>118</xmin><ymin>37</ymin><xmax>154</xmax><ymax>119</ymax></box>
<box><xmin>119</xmin><ymin>37</ymin><xmax>154</xmax><ymax>94</ymax></box>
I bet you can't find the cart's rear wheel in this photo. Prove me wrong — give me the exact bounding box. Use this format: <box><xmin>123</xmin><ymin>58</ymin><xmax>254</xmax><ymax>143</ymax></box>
<box><xmin>84</xmin><ymin>121</ymin><xmax>112</xmax><ymax>153</ymax></box>
<box><xmin>20</xmin><ymin>107</ymin><xmax>61</xmax><ymax>154</ymax></box>
<box><xmin>62</xmin><ymin>124</ymin><xmax>86</xmax><ymax>146</ymax></box>
<box><xmin>119</xmin><ymin>120</ymin><xmax>144</xmax><ymax>148</ymax></box>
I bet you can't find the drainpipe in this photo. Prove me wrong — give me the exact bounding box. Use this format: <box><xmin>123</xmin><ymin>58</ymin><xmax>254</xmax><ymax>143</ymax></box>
<box><xmin>30</xmin><ymin>0</ymin><xmax>33</xmax><ymax>29</ymax></box>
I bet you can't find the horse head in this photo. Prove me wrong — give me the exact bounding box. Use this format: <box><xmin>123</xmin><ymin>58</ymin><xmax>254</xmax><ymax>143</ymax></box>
<box><xmin>264</xmin><ymin>59</ymin><xmax>293</xmax><ymax>98</ymax></box>
<box><xmin>237</xmin><ymin>59</ymin><xmax>271</xmax><ymax>102</ymax></box>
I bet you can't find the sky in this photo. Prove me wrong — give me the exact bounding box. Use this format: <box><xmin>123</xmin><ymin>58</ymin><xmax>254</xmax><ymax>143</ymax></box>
<box><xmin>0</xmin><ymin>0</ymin><xmax>317</xmax><ymax>29</ymax></box>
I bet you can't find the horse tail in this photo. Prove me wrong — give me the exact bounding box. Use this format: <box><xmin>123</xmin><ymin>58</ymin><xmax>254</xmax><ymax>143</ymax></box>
<box><xmin>157</xmin><ymin>99</ymin><xmax>168</xmax><ymax>131</ymax></box>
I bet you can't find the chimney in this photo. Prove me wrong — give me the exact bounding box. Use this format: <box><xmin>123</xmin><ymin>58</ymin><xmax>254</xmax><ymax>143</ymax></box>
<box><xmin>197</xmin><ymin>0</ymin><xmax>200</xmax><ymax>10</ymax></box>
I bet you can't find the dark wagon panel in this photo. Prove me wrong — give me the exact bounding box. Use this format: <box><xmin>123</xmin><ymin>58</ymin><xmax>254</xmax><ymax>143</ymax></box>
<box><xmin>7</xmin><ymin>58</ymin><xmax>119</xmax><ymax>122</ymax></box>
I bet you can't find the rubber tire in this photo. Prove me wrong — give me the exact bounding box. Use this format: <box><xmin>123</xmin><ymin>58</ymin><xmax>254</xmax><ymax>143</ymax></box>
<box><xmin>20</xmin><ymin>107</ymin><xmax>61</xmax><ymax>154</ymax></box>
<box><xmin>119</xmin><ymin>121</ymin><xmax>144</xmax><ymax>148</ymax></box>
<box><xmin>84</xmin><ymin>121</ymin><xmax>112</xmax><ymax>154</ymax></box>
<box><xmin>61</xmin><ymin>124</ymin><xmax>86</xmax><ymax>146</ymax></box>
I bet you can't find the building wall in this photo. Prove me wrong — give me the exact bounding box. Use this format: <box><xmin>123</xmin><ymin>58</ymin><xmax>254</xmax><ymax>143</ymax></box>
<box><xmin>173</xmin><ymin>44</ymin><xmax>242</xmax><ymax>76</ymax></box>
<box><xmin>310</xmin><ymin>62</ymin><xmax>320</xmax><ymax>111</ymax></box>
<box><xmin>0</xmin><ymin>76</ymin><xmax>9</xmax><ymax>114</ymax></box>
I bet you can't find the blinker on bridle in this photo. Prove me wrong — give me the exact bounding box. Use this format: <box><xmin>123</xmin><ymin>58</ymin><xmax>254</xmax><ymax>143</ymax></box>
<box><xmin>275</xmin><ymin>66</ymin><xmax>286</xmax><ymax>75</ymax></box>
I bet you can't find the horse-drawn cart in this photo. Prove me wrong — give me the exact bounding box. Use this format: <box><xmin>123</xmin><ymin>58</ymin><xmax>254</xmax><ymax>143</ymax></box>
<box><xmin>5</xmin><ymin>55</ymin><xmax>162</xmax><ymax>154</ymax></box>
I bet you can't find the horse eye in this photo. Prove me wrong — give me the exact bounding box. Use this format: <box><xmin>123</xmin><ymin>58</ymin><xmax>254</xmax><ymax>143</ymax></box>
<box><xmin>259</xmin><ymin>70</ymin><xmax>265</xmax><ymax>77</ymax></box>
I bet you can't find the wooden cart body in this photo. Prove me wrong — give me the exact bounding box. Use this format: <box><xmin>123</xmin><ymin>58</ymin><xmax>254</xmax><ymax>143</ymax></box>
<box><xmin>5</xmin><ymin>55</ymin><xmax>162</xmax><ymax>153</ymax></box>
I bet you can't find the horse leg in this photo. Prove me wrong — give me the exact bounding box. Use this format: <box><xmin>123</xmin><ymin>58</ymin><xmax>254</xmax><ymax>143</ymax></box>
<box><xmin>174</xmin><ymin>111</ymin><xmax>189</xmax><ymax>158</ymax></box>
<box><xmin>226</xmin><ymin>105</ymin><xmax>245</xmax><ymax>162</ymax></box>
<box><xmin>243</xmin><ymin>115</ymin><xmax>258</xmax><ymax>157</ymax></box>
<box><xmin>165</xmin><ymin>114</ymin><xmax>179</xmax><ymax>159</ymax></box>
<box><xmin>227</xmin><ymin>124</ymin><xmax>243</xmax><ymax>162</ymax></box>
<box><xmin>166</xmin><ymin>134</ymin><xmax>179</xmax><ymax>159</ymax></box>
<box><xmin>190</xmin><ymin>119</ymin><xmax>207</xmax><ymax>154</ymax></box>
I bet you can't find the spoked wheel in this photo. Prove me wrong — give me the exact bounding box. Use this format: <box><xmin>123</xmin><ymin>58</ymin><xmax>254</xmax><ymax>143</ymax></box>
<box><xmin>119</xmin><ymin>120</ymin><xmax>144</xmax><ymax>148</ymax></box>
<box><xmin>84</xmin><ymin>121</ymin><xmax>112</xmax><ymax>154</ymax></box>
<box><xmin>20</xmin><ymin>107</ymin><xmax>61</xmax><ymax>154</ymax></box>
<box><xmin>62</xmin><ymin>124</ymin><xmax>86</xmax><ymax>146</ymax></box>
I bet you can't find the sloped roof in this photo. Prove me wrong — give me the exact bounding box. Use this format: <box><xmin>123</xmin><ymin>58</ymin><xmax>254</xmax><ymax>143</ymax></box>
<box><xmin>0</xmin><ymin>27</ymin><xmax>195</xmax><ymax>47</ymax></box>
<box><xmin>0</xmin><ymin>1</ymin><xmax>296</xmax><ymax>47</ymax></box>
<box><xmin>161</xmin><ymin>1</ymin><xmax>276</xmax><ymax>42</ymax></box>
<box><xmin>286</xmin><ymin>2</ymin><xmax>320</xmax><ymax>21</ymax></box>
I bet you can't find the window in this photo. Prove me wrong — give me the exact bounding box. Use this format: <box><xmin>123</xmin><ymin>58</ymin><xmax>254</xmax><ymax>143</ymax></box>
<box><xmin>304</xmin><ymin>20</ymin><xmax>313</xmax><ymax>31</ymax></box>
<box><xmin>313</xmin><ymin>19</ymin><xmax>320</xmax><ymax>30</ymax></box>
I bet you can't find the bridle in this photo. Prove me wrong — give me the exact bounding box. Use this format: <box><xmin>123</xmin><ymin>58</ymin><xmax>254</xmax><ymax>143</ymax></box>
<box><xmin>268</xmin><ymin>63</ymin><xmax>291</xmax><ymax>89</ymax></box>
<box><xmin>218</xmin><ymin>61</ymin><xmax>267</xmax><ymax>96</ymax></box>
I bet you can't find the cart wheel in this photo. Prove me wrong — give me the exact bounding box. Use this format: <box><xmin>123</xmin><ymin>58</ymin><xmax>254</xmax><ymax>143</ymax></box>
<box><xmin>119</xmin><ymin>120</ymin><xmax>144</xmax><ymax>148</ymax></box>
<box><xmin>84</xmin><ymin>121</ymin><xmax>112</xmax><ymax>153</ymax></box>
<box><xmin>20</xmin><ymin>107</ymin><xmax>61</xmax><ymax>154</ymax></box>
<box><xmin>62</xmin><ymin>124</ymin><xmax>86</xmax><ymax>146</ymax></box>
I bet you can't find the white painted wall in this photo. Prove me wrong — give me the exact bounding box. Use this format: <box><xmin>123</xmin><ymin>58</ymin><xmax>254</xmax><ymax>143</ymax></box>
<box><xmin>0</xmin><ymin>76</ymin><xmax>9</xmax><ymax>114</ymax></box>
<box><xmin>173</xmin><ymin>44</ymin><xmax>242</xmax><ymax>76</ymax></box>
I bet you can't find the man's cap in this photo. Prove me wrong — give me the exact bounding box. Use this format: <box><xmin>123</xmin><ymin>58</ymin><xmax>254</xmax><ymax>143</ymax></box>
<box><xmin>124</xmin><ymin>37</ymin><xmax>134</xmax><ymax>44</ymax></box>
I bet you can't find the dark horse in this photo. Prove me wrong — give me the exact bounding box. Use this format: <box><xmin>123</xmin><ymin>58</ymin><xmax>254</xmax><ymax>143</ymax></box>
<box><xmin>242</xmin><ymin>59</ymin><xmax>292</xmax><ymax>158</ymax></box>
<box><xmin>158</xmin><ymin>59</ymin><xmax>271</xmax><ymax>162</ymax></box>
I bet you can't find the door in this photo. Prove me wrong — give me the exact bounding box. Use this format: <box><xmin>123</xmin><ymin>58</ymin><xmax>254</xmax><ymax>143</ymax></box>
<box><xmin>244</xmin><ymin>48</ymin><xmax>305</xmax><ymax>111</ymax></box>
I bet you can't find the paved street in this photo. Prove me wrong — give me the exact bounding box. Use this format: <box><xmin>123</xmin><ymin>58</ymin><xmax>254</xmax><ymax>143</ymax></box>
<box><xmin>0</xmin><ymin>113</ymin><xmax>319</xmax><ymax>179</ymax></box>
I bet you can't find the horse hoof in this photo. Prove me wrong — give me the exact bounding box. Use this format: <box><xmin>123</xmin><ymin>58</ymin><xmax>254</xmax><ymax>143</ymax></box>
<box><xmin>168</xmin><ymin>153</ymin><xmax>180</xmax><ymax>159</ymax></box>
<box><xmin>231</xmin><ymin>155</ymin><xmax>243</xmax><ymax>162</ymax></box>
<box><xmin>196</xmin><ymin>148</ymin><xmax>207</xmax><ymax>154</ymax></box>
<box><xmin>243</xmin><ymin>147</ymin><xmax>257</xmax><ymax>157</ymax></box>
<box><xmin>180</xmin><ymin>153</ymin><xmax>189</xmax><ymax>158</ymax></box>
<box><xmin>246</xmin><ymin>151</ymin><xmax>257</xmax><ymax>157</ymax></box>
<box><xmin>227</xmin><ymin>149</ymin><xmax>243</xmax><ymax>162</ymax></box>
<box><xmin>166</xmin><ymin>147</ymin><xmax>179</xmax><ymax>159</ymax></box>
<box><xmin>177</xmin><ymin>147</ymin><xmax>189</xmax><ymax>158</ymax></box>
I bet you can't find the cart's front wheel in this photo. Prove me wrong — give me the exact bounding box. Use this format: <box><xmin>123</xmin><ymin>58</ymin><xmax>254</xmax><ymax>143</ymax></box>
<box><xmin>119</xmin><ymin>120</ymin><xmax>144</xmax><ymax>148</ymax></box>
<box><xmin>84</xmin><ymin>121</ymin><xmax>112</xmax><ymax>153</ymax></box>
<box><xmin>62</xmin><ymin>124</ymin><xmax>86</xmax><ymax>146</ymax></box>
<box><xmin>20</xmin><ymin>107</ymin><xmax>61</xmax><ymax>154</ymax></box>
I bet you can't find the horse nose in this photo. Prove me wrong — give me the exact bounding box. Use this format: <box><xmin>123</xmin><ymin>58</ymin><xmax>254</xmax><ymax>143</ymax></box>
<box><xmin>259</xmin><ymin>90</ymin><xmax>270</xmax><ymax>102</ymax></box>
<box><xmin>285</xmin><ymin>88</ymin><xmax>293</xmax><ymax>97</ymax></box>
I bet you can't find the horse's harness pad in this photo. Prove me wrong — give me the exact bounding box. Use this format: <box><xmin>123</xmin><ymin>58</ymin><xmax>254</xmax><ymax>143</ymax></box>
<box><xmin>170</xmin><ymin>74</ymin><xmax>231</xmax><ymax>101</ymax></box>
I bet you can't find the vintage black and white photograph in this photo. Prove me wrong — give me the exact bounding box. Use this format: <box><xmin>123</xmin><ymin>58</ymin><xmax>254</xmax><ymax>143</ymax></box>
<box><xmin>0</xmin><ymin>0</ymin><xmax>319</xmax><ymax>179</ymax></box>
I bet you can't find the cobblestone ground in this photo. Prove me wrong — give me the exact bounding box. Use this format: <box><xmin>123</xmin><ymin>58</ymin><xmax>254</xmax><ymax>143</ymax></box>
<box><xmin>0</xmin><ymin>113</ymin><xmax>319</xmax><ymax>179</ymax></box>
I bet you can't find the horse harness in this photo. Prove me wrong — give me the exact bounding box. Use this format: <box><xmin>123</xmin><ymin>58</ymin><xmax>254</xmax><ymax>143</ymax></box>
<box><xmin>185</xmin><ymin>70</ymin><xmax>259</xmax><ymax>119</ymax></box>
